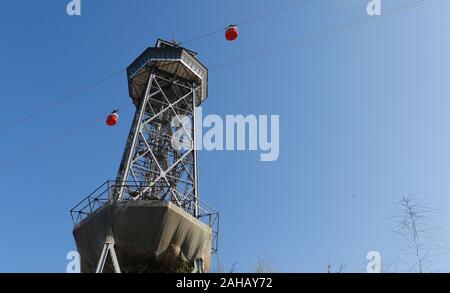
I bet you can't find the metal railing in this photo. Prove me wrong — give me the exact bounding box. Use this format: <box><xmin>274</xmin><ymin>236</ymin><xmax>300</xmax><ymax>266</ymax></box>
<box><xmin>70</xmin><ymin>180</ymin><xmax>219</xmax><ymax>253</ymax></box>
<box><xmin>197</xmin><ymin>200</ymin><xmax>220</xmax><ymax>254</ymax></box>
<box><xmin>70</xmin><ymin>181</ymin><xmax>113</xmax><ymax>224</ymax></box>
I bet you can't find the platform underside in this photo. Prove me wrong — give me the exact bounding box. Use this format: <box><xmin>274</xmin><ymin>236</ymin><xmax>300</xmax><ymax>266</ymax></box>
<box><xmin>73</xmin><ymin>200</ymin><xmax>212</xmax><ymax>273</ymax></box>
<box><xmin>127</xmin><ymin>46</ymin><xmax>208</xmax><ymax>107</ymax></box>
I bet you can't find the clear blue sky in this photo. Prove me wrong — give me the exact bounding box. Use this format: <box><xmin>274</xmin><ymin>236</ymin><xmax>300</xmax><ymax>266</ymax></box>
<box><xmin>0</xmin><ymin>0</ymin><xmax>450</xmax><ymax>272</ymax></box>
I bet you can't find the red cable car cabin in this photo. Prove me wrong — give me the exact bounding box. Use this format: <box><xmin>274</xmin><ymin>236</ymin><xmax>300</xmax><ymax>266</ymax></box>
<box><xmin>106</xmin><ymin>112</ymin><xmax>119</xmax><ymax>126</ymax></box>
<box><xmin>225</xmin><ymin>25</ymin><xmax>239</xmax><ymax>41</ymax></box>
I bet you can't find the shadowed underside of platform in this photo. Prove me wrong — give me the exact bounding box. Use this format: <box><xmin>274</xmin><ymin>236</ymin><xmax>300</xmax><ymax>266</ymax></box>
<box><xmin>73</xmin><ymin>200</ymin><xmax>212</xmax><ymax>273</ymax></box>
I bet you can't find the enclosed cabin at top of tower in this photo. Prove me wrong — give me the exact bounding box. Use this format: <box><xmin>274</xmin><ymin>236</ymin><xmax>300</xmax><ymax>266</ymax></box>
<box><xmin>126</xmin><ymin>39</ymin><xmax>208</xmax><ymax>108</ymax></box>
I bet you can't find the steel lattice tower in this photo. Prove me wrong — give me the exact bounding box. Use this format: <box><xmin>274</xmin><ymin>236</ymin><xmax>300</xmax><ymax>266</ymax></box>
<box><xmin>71</xmin><ymin>40</ymin><xmax>217</xmax><ymax>273</ymax></box>
<box><xmin>114</xmin><ymin>39</ymin><xmax>207</xmax><ymax>217</ymax></box>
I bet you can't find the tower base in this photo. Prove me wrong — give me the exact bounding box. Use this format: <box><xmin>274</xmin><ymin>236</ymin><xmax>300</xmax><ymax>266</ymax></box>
<box><xmin>73</xmin><ymin>200</ymin><xmax>212</xmax><ymax>273</ymax></box>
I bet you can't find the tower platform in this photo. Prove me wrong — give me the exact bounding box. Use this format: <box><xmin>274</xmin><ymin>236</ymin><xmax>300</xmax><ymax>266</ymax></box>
<box><xmin>73</xmin><ymin>199</ymin><xmax>213</xmax><ymax>273</ymax></box>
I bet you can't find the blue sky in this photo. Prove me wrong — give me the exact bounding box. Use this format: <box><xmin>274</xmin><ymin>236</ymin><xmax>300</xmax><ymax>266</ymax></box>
<box><xmin>1</xmin><ymin>0</ymin><xmax>450</xmax><ymax>272</ymax></box>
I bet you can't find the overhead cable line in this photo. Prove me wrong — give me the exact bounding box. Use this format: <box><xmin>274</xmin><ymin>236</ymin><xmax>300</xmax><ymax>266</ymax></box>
<box><xmin>0</xmin><ymin>0</ymin><xmax>434</xmax><ymax>166</ymax></box>
<box><xmin>0</xmin><ymin>1</ymin><xmax>309</xmax><ymax>135</ymax></box>
<box><xmin>210</xmin><ymin>0</ymin><xmax>430</xmax><ymax>70</ymax></box>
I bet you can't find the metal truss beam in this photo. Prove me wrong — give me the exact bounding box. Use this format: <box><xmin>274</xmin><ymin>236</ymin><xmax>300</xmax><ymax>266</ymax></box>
<box><xmin>115</xmin><ymin>70</ymin><xmax>200</xmax><ymax>217</ymax></box>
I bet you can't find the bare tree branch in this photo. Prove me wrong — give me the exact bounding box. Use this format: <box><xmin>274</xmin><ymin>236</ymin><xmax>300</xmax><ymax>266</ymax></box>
<box><xmin>254</xmin><ymin>255</ymin><xmax>275</xmax><ymax>273</ymax></box>
<box><xmin>390</xmin><ymin>194</ymin><xmax>446</xmax><ymax>273</ymax></box>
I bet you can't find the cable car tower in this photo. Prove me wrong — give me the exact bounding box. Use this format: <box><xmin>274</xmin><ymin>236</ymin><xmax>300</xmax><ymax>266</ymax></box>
<box><xmin>70</xmin><ymin>39</ymin><xmax>219</xmax><ymax>273</ymax></box>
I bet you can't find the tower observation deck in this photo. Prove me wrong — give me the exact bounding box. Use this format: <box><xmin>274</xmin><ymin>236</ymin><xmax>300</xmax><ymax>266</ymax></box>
<box><xmin>70</xmin><ymin>39</ymin><xmax>218</xmax><ymax>273</ymax></box>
